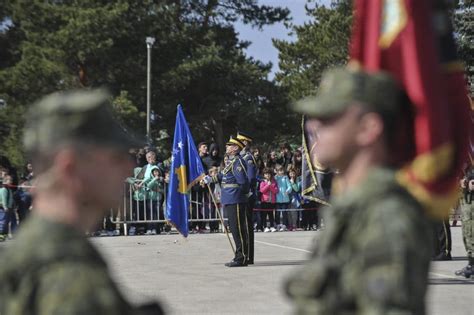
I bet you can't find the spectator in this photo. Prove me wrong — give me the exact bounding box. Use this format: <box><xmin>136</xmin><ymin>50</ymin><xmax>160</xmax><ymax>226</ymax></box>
<box><xmin>135</xmin><ymin>148</ymin><xmax>147</xmax><ymax>167</ymax></box>
<box><xmin>301</xmin><ymin>200</ymin><xmax>319</xmax><ymax>231</ymax></box>
<box><xmin>288</xmin><ymin>167</ymin><xmax>301</xmax><ymax>231</ymax></box>
<box><xmin>291</xmin><ymin>150</ymin><xmax>303</xmax><ymax>173</ymax></box>
<box><xmin>259</xmin><ymin>168</ymin><xmax>278</xmax><ymax>232</ymax></box>
<box><xmin>14</xmin><ymin>179</ymin><xmax>33</xmax><ymax>226</ymax></box>
<box><xmin>207</xmin><ymin>166</ymin><xmax>221</xmax><ymax>233</ymax></box>
<box><xmin>278</xmin><ymin>143</ymin><xmax>293</xmax><ymax>170</ymax></box>
<box><xmin>265</xmin><ymin>150</ymin><xmax>278</xmax><ymax>171</ymax></box>
<box><xmin>275</xmin><ymin>165</ymin><xmax>292</xmax><ymax>231</ymax></box>
<box><xmin>208</xmin><ymin>143</ymin><xmax>222</xmax><ymax>168</ymax></box>
<box><xmin>126</xmin><ymin>151</ymin><xmax>162</xmax><ymax>235</ymax></box>
<box><xmin>191</xmin><ymin>142</ymin><xmax>210</xmax><ymax>232</ymax></box>
<box><xmin>252</xmin><ymin>147</ymin><xmax>265</xmax><ymax>175</ymax></box>
<box><xmin>145</xmin><ymin>166</ymin><xmax>165</xmax><ymax>234</ymax></box>
<box><xmin>23</xmin><ymin>162</ymin><xmax>34</xmax><ymax>181</ymax></box>
<box><xmin>198</xmin><ymin>142</ymin><xmax>213</xmax><ymax>172</ymax></box>
<box><xmin>0</xmin><ymin>175</ymin><xmax>15</xmax><ymax>239</ymax></box>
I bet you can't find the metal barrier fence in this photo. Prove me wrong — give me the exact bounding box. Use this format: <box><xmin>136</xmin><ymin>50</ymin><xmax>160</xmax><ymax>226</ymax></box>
<box><xmin>109</xmin><ymin>182</ymin><xmax>323</xmax><ymax>235</ymax></box>
<box><xmin>110</xmin><ymin>182</ymin><xmax>227</xmax><ymax>235</ymax></box>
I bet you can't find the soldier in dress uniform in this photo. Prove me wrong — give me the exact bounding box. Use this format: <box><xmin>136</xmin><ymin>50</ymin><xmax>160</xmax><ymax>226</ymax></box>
<box><xmin>0</xmin><ymin>89</ymin><xmax>164</xmax><ymax>314</ymax></box>
<box><xmin>237</xmin><ymin>131</ymin><xmax>257</xmax><ymax>264</ymax></box>
<box><xmin>204</xmin><ymin>136</ymin><xmax>250</xmax><ymax>267</ymax></box>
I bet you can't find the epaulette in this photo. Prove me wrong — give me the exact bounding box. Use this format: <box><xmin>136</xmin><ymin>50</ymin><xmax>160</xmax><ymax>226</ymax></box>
<box><xmin>234</xmin><ymin>156</ymin><xmax>248</xmax><ymax>177</ymax></box>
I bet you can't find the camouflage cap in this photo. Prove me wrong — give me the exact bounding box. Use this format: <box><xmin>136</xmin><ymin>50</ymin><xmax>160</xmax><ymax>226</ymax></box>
<box><xmin>23</xmin><ymin>89</ymin><xmax>140</xmax><ymax>153</ymax></box>
<box><xmin>292</xmin><ymin>67</ymin><xmax>401</xmax><ymax>119</ymax></box>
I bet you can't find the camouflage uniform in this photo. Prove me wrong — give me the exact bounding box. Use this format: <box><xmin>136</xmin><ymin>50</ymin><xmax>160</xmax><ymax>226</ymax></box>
<box><xmin>288</xmin><ymin>68</ymin><xmax>434</xmax><ymax>314</ymax></box>
<box><xmin>285</xmin><ymin>168</ymin><xmax>432</xmax><ymax>314</ymax></box>
<box><xmin>0</xmin><ymin>89</ymin><xmax>164</xmax><ymax>314</ymax></box>
<box><xmin>0</xmin><ymin>216</ymin><xmax>162</xmax><ymax>314</ymax></box>
<box><xmin>460</xmin><ymin>200</ymin><xmax>474</xmax><ymax>262</ymax></box>
<box><xmin>455</xmin><ymin>170</ymin><xmax>474</xmax><ymax>277</ymax></box>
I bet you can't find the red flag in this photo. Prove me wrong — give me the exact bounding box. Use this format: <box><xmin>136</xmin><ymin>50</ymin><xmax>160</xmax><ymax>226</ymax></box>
<box><xmin>349</xmin><ymin>0</ymin><xmax>471</xmax><ymax>218</ymax></box>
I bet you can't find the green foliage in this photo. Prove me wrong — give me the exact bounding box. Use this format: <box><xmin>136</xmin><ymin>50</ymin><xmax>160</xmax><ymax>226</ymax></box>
<box><xmin>274</xmin><ymin>0</ymin><xmax>352</xmax><ymax>101</ymax></box>
<box><xmin>0</xmin><ymin>102</ymin><xmax>26</xmax><ymax>169</ymax></box>
<box><xmin>454</xmin><ymin>0</ymin><xmax>474</xmax><ymax>95</ymax></box>
<box><xmin>0</xmin><ymin>0</ymin><xmax>293</xmax><ymax>166</ymax></box>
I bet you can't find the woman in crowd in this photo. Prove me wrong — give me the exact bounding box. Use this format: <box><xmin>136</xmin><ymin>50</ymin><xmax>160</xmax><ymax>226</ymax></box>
<box><xmin>291</xmin><ymin>150</ymin><xmax>303</xmax><ymax>173</ymax></box>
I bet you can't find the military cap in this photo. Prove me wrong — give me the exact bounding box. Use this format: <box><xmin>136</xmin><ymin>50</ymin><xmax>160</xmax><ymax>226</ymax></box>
<box><xmin>236</xmin><ymin>132</ymin><xmax>253</xmax><ymax>143</ymax></box>
<box><xmin>23</xmin><ymin>89</ymin><xmax>139</xmax><ymax>153</ymax></box>
<box><xmin>226</xmin><ymin>137</ymin><xmax>245</xmax><ymax>150</ymax></box>
<box><xmin>292</xmin><ymin>67</ymin><xmax>401</xmax><ymax>119</ymax></box>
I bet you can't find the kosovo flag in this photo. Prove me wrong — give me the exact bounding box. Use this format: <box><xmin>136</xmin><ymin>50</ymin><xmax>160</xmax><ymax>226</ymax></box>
<box><xmin>166</xmin><ymin>105</ymin><xmax>205</xmax><ymax>237</ymax></box>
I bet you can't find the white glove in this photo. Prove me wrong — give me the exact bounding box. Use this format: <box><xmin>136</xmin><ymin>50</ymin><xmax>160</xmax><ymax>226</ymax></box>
<box><xmin>202</xmin><ymin>175</ymin><xmax>212</xmax><ymax>185</ymax></box>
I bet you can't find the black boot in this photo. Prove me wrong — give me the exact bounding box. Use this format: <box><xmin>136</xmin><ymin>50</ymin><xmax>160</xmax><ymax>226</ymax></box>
<box><xmin>454</xmin><ymin>265</ymin><xmax>472</xmax><ymax>278</ymax></box>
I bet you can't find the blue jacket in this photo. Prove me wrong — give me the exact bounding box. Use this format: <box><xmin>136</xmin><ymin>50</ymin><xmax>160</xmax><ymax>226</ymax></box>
<box><xmin>275</xmin><ymin>175</ymin><xmax>292</xmax><ymax>203</ymax></box>
<box><xmin>213</xmin><ymin>155</ymin><xmax>249</xmax><ymax>205</ymax></box>
<box><xmin>241</xmin><ymin>150</ymin><xmax>258</xmax><ymax>194</ymax></box>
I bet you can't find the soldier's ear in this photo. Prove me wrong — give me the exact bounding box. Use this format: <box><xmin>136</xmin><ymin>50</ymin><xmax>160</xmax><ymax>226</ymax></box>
<box><xmin>356</xmin><ymin>112</ymin><xmax>384</xmax><ymax>147</ymax></box>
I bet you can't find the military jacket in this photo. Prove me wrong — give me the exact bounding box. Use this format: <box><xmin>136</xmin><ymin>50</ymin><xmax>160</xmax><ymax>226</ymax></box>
<box><xmin>213</xmin><ymin>155</ymin><xmax>249</xmax><ymax>205</ymax></box>
<box><xmin>0</xmin><ymin>216</ymin><xmax>163</xmax><ymax>315</ymax></box>
<box><xmin>242</xmin><ymin>151</ymin><xmax>258</xmax><ymax>185</ymax></box>
<box><xmin>285</xmin><ymin>167</ymin><xmax>432</xmax><ymax>314</ymax></box>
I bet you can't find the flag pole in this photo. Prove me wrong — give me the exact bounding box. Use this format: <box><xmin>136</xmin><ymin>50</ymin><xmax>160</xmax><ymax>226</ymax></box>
<box><xmin>206</xmin><ymin>184</ymin><xmax>235</xmax><ymax>253</ymax></box>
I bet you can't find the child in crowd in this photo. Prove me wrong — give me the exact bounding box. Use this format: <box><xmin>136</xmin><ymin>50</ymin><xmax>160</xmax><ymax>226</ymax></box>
<box><xmin>145</xmin><ymin>166</ymin><xmax>165</xmax><ymax>235</ymax></box>
<box><xmin>288</xmin><ymin>167</ymin><xmax>301</xmax><ymax>231</ymax></box>
<box><xmin>0</xmin><ymin>175</ymin><xmax>15</xmax><ymax>240</ymax></box>
<box><xmin>275</xmin><ymin>165</ymin><xmax>292</xmax><ymax>231</ymax></box>
<box><xmin>259</xmin><ymin>168</ymin><xmax>278</xmax><ymax>232</ymax></box>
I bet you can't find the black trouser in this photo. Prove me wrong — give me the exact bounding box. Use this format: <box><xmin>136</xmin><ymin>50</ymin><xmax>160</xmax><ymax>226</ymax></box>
<box><xmin>302</xmin><ymin>201</ymin><xmax>318</xmax><ymax>230</ymax></box>
<box><xmin>225</xmin><ymin>203</ymin><xmax>249</xmax><ymax>264</ymax></box>
<box><xmin>246</xmin><ymin>196</ymin><xmax>256</xmax><ymax>263</ymax></box>
<box><xmin>260</xmin><ymin>202</ymin><xmax>275</xmax><ymax>229</ymax></box>
<box><xmin>433</xmin><ymin>218</ymin><xmax>452</xmax><ymax>256</ymax></box>
<box><xmin>190</xmin><ymin>190</ymin><xmax>206</xmax><ymax>230</ymax></box>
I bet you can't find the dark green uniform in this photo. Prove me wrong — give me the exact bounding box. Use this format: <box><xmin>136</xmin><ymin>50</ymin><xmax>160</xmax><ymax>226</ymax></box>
<box><xmin>0</xmin><ymin>216</ymin><xmax>164</xmax><ymax>314</ymax></box>
<box><xmin>285</xmin><ymin>168</ymin><xmax>433</xmax><ymax>314</ymax></box>
<box><xmin>455</xmin><ymin>171</ymin><xmax>474</xmax><ymax>277</ymax></box>
<box><xmin>460</xmin><ymin>200</ymin><xmax>474</xmax><ymax>260</ymax></box>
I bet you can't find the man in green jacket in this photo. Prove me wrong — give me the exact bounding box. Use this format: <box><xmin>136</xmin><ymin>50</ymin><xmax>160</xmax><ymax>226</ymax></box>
<box><xmin>0</xmin><ymin>89</ymin><xmax>164</xmax><ymax>314</ymax></box>
<box><xmin>285</xmin><ymin>67</ymin><xmax>433</xmax><ymax>314</ymax></box>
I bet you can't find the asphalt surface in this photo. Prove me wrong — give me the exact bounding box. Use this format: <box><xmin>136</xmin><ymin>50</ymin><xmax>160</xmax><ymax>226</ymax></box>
<box><xmin>1</xmin><ymin>224</ymin><xmax>472</xmax><ymax>314</ymax></box>
<box><xmin>89</xmin><ymin>225</ymin><xmax>473</xmax><ymax>314</ymax></box>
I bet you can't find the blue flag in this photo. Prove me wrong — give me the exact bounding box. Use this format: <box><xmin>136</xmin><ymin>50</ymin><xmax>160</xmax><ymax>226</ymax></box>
<box><xmin>166</xmin><ymin>105</ymin><xmax>205</xmax><ymax>237</ymax></box>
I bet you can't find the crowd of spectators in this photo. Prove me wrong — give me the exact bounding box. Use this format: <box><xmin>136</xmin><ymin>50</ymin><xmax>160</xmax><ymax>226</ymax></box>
<box><xmin>0</xmin><ymin>157</ymin><xmax>34</xmax><ymax>241</ymax></box>
<box><xmin>124</xmin><ymin>141</ymin><xmax>322</xmax><ymax>235</ymax></box>
<box><xmin>0</xmin><ymin>142</ymin><xmax>321</xmax><ymax>239</ymax></box>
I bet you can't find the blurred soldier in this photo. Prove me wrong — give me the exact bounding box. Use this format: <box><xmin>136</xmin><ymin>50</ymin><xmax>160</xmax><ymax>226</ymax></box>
<box><xmin>432</xmin><ymin>217</ymin><xmax>452</xmax><ymax>260</ymax></box>
<box><xmin>237</xmin><ymin>131</ymin><xmax>257</xmax><ymax>264</ymax></box>
<box><xmin>455</xmin><ymin>166</ymin><xmax>474</xmax><ymax>278</ymax></box>
<box><xmin>0</xmin><ymin>90</ymin><xmax>164</xmax><ymax>314</ymax></box>
<box><xmin>204</xmin><ymin>137</ymin><xmax>249</xmax><ymax>267</ymax></box>
<box><xmin>285</xmin><ymin>68</ymin><xmax>433</xmax><ymax>314</ymax></box>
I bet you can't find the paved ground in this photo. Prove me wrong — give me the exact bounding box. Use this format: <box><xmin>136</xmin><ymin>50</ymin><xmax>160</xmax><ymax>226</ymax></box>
<box><xmin>0</xmin><ymin>225</ymin><xmax>472</xmax><ymax>314</ymax></box>
<box><xmin>88</xmin><ymin>225</ymin><xmax>473</xmax><ymax>315</ymax></box>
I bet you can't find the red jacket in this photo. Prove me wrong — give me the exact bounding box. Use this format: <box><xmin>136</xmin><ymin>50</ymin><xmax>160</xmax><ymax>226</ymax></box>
<box><xmin>259</xmin><ymin>179</ymin><xmax>278</xmax><ymax>203</ymax></box>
